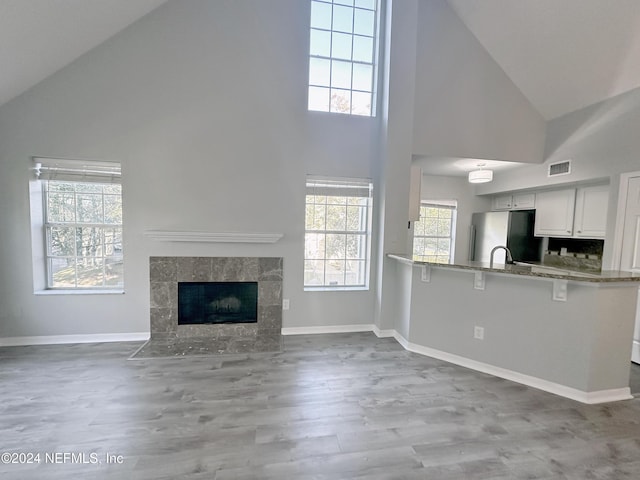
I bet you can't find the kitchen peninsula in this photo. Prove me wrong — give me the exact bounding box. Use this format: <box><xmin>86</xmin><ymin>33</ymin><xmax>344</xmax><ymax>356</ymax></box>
<box><xmin>388</xmin><ymin>254</ymin><xmax>640</xmax><ymax>404</ymax></box>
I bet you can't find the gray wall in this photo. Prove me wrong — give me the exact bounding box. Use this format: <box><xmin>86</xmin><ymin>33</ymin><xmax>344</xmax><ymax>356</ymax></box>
<box><xmin>373</xmin><ymin>0</ymin><xmax>419</xmax><ymax>331</ymax></box>
<box><xmin>0</xmin><ymin>0</ymin><xmax>380</xmax><ymax>337</ymax></box>
<box><xmin>0</xmin><ymin>0</ymin><xmax>559</xmax><ymax>340</ymax></box>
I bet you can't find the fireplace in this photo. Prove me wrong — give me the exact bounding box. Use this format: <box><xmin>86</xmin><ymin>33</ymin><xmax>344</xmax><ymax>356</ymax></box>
<box><xmin>178</xmin><ymin>281</ymin><xmax>258</xmax><ymax>325</ymax></box>
<box><xmin>149</xmin><ymin>256</ymin><xmax>282</xmax><ymax>347</ymax></box>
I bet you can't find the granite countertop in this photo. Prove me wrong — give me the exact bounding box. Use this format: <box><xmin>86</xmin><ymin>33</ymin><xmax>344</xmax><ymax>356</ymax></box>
<box><xmin>388</xmin><ymin>254</ymin><xmax>640</xmax><ymax>283</ymax></box>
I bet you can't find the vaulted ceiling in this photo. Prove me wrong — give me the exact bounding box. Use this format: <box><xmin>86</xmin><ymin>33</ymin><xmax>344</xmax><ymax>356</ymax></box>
<box><xmin>447</xmin><ymin>0</ymin><xmax>640</xmax><ymax>121</ymax></box>
<box><xmin>0</xmin><ymin>0</ymin><xmax>167</xmax><ymax>108</ymax></box>
<box><xmin>1</xmin><ymin>0</ymin><xmax>640</xmax><ymax>122</ymax></box>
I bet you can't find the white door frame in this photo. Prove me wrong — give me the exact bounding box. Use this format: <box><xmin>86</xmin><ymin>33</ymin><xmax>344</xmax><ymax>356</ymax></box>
<box><xmin>610</xmin><ymin>171</ymin><xmax>640</xmax><ymax>270</ymax></box>
<box><xmin>612</xmin><ymin>171</ymin><xmax>640</xmax><ymax>364</ymax></box>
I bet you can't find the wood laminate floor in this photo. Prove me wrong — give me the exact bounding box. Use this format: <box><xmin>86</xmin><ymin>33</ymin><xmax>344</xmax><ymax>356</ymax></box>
<box><xmin>1</xmin><ymin>332</ymin><xmax>640</xmax><ymax>479</ymax></box>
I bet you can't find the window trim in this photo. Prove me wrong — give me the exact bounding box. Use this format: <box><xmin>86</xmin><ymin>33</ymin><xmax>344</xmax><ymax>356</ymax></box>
<box><xmin>307</xmin><ymin>0</ymin><xmax>381</xmax><ymax>117</ymax></box>
<box><xmin>412</xmin><ymin>201</ymin><xmax>457</xmax><ymax>264</ymax></box>
<box><xmin>304</xmin><ymin>176</ymin><xmax>373</xmax><ymax>290</ymax></box>
<box><xmin>29</xmin><ymin>157</ymin><xmax>124</xmax><ymax>293</ymax></box>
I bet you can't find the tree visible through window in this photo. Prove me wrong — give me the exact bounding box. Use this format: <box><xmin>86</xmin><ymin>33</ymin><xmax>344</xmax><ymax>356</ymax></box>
<box><xmin>413</xmin><ymin>203</ymin><xmax>456</xmax><ymax>264</ymax></box>
<box><xmin>32</xmin><ymin>157</ymin><xmax>123</xmax><ymax>290</ymax></box>
<box><xmin>44</xmin><ymin>181</ymin><xmax>123</xmax><ymax>288</ymax></box>
<box><xmin>308</xmin><ymin>0</ymin><xmax>378</xmax><ymax>116</ymax></box>
<box><xmin>304</xmin><ymin>177</ymin><xmax>372</xmax><ymax>288</ymax></box>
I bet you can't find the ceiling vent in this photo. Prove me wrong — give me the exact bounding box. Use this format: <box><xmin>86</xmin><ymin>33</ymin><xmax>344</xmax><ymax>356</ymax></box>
<box><xmin>548</xmin><ymin>160</ymin><xmax>571</xmax><ymax>177</ymax></box>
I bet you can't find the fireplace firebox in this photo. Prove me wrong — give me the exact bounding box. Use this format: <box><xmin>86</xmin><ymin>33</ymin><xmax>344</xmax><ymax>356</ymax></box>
<box><xmin>178</xmin><ymin>281</ymin><xmax>258</xmax><ymax>325</ymax></box>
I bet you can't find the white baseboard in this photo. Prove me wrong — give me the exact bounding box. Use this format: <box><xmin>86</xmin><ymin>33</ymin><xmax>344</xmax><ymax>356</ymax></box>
<box><xmin>372</xmin><ymin>325</ymin><xmax>396</xmax><ymax>338</ymax></box>
<box><xmin>281</xmin><ymin>324</ymin><xmax>375</xmax><ymax>336</ymax></box>
<box><xmin>389</xmin><ymin>329</ymin><xmax>632</xmax><ymax>405</ymax></box>
<box><xmin>0</xmin><ymin>332</ymin><xmax>149</xmax><ymax>347</ymax></box>
<box><xmin>632</xmin><ymin>340</ymin><xmax>640</xmax><ymax>364</ymax></box>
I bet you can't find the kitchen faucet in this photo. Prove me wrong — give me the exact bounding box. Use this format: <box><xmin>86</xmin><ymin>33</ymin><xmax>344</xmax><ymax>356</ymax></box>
<box><xmin>490</xmin><ymin>246</ymin><xmax>514</xmax><ymax>267</ymax></box>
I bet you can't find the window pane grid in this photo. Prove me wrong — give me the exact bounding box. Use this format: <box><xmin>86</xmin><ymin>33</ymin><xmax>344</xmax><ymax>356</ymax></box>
<box><xmin>304</xmin><ymin>182</ymin><xmax>372</xmax><ymax>288</ymax></box>
<box><xmin>306</xmin><ymin>229</ymin><xmax>368</xmax><ymax>234</ymax></box>
<box><xmin>310</xmin><ymin>30</ymin><xmax>375</xmax><ymax>43</ymax></box>
<box><xmin>413</xmin><ymin>204</ymin><xmax>455</xmax><ymax>264</ymax></box>
<box><xmin>308</xmin><ymin>0</ymin><xmax>377</xmax><ymax>116</ymax></box>
<box><xmin>44</xmin><ymin>180</ymin><xmax>123</xmax><ymax>289</ymax></box>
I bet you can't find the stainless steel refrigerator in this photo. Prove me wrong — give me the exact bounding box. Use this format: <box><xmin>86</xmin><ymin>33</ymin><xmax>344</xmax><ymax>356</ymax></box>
<box><xmin>469</xmin><ymin>210</ymin><xmax>542</xmax><ymax>264</ymax></box>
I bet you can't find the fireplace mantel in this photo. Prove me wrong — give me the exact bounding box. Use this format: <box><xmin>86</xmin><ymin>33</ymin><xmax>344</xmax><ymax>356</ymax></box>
<box><xmin>144</xmin><ymin>230</ymin><xmax>283</xmax><ymax>243</ymax></box>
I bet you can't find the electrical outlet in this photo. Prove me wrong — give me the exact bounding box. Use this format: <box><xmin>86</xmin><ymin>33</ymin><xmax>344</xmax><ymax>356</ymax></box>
<box><xmin>282</xmin><ymin>299</ymin><xmax>290</xmax><ymax>310</ymax></box>
<box><xmin>474</xmin><ymin>326</ymin><xmax>484</xmax><ymax>340</ymax></box>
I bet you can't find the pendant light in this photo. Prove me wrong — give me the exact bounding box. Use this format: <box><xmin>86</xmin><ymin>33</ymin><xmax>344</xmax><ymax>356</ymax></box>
<box><xmin>468</xmin><ymin>163</ymin><xmax>493</xmax><ymax>184</ymax></box>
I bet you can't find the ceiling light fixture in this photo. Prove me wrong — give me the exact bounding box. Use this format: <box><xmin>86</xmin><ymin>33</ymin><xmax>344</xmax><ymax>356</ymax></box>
<box><xmin>468</xmin><ymin>164</ymin><xmax>493</xmax><ymax>184</ymax></box>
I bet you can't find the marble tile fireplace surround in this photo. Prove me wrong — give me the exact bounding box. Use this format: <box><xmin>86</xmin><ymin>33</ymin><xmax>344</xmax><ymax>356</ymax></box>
<box><xmin>140</xmin><ymin>256</ymin><xmax>283</xmax><ymax>357</ymax></box>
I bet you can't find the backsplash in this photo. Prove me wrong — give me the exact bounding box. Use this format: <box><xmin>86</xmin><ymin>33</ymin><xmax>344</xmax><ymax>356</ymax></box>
<box><xmin>544</xmin><ymin>238</ymin><xmax>604</xmax><ymax>273</ymax></box>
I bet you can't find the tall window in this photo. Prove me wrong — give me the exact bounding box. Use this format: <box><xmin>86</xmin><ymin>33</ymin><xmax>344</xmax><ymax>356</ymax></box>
<box><xmin>308</xmin><ymin>0</ymin><xmax>378</xmax><ymax>116</ymax></box>
<box><xmin>34</xmin><ymin>158</ymin><xmax>123</xmax><ymax>290</ymax></box>
<box><xmin>413</xmin><ymin>202</ymin><xmax>457</xmax><ymax>264</ymax></box>
<box><xmin>304</xmin><ymin>176</ymin><xmax>373</xmax><ymax>289</ymax></box>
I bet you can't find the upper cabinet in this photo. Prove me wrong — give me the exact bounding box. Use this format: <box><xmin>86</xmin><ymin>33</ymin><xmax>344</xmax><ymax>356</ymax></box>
<box><xmin>492</xmin><ymin>193</ymin><xmax>536</xmax><ymax>211</ymax></box>
<box><xmin>573</xmin><ymin>185</ymin><xmax>609</xmax><ymax>238</ymax></box>
<box><xmin>534</xmin><ymin>189</ymin><xmax>576</xmax><ymax>237</ymax></box>
<box><xmin>492</xmin><ymin>195</ymin><xmax>513</xmax><ymax>210</ymax></box>
<box><xmin>533</xmin><ymin>185</ymin><xmax>609</xmax><ymax>239</ymax></box>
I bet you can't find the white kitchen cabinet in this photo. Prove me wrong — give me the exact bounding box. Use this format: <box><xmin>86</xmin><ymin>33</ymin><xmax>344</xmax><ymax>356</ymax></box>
<box><xmin>573</xmin><ymin>185</ymin><xmax>609</xmax><ymax>238</ymax></box>
<box><xmin>492</xmin><ymin>195</ymin><xmax>513</xmax><ymax>210</ymax></box>
<box><xmin>512</xmin><ymin>193</ymin><xmax>535</xmax><ymax>210</ymax></box>
<box><xmin>534</xmin><ymin>189</ymin><xmax>576</xmax><ymax>237</ymax></box>
<box><xmin>492</xmin><ymin>193</ymin><xmax>535</xmax><ymax>211</ymax></box>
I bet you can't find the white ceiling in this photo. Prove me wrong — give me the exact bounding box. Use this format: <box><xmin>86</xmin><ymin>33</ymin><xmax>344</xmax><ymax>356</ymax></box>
<box><xmin>447</xmin><ymin>0</ymin><xmax>640</xmax><ymax>121</ymax></box>
<box><xmin>412</xmin><ymin>156</ymin><xmax>523</xmax><ymax>178</ymax></box>
<box><xmin>0</xmin><ymin>0</ymin><xmax>167</xmax><ymax>108</ymax></box>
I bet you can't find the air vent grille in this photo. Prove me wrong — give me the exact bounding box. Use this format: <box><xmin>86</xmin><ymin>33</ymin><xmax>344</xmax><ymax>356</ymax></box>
<box><xmin>548</xmin><ymin>160</ymin><xmax>571</xmax><ymax>177</ymax></box>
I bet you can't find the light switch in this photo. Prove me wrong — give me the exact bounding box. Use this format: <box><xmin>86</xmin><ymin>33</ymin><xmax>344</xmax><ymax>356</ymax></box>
<box><xmin>421</xmin><ymin>265</ymin><xmax>431</xmax><ymax>282</ymax></box>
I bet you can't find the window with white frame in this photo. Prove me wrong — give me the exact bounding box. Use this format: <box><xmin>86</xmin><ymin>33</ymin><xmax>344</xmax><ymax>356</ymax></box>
<box><xmin>308</xmin><ymin>0</ymin><xmax>379</xmax><ymax>116</ymax></box>
<box><xmin>412</xmin><ymin>202</ymin><xmax>457</xmax><ymax>264</ymax></box>
<box><xmin>32</xmin><ymin>158</ymin><xmax>123</xmax><ymax>290</ymax></box>
<box><xmin>304</xmin><ymin>176</ymin><xmax>373</xmax><ymax>288</ymax></box>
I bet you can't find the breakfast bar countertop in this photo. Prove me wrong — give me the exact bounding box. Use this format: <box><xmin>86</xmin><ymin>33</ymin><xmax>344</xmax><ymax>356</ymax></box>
<box><xmin>388</xmin><ymin>254</ymin><xmax>640</xmax><ymax>283</ymax></box>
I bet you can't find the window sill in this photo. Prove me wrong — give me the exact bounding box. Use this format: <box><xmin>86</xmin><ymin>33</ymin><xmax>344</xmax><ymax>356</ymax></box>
<box><xmin>34</xmin><ymin>289</ymin><xmax>125</xmax><ymax>296</ymax></box>
<box><xmin>307</xmin><ymin>110</ymin><xmax>377</xmax><ymax>119</ymax></box>
<box><xmin>304</xmin><ymin>286</ymin><xmax>369</xmax><ymax>292</ymax></box>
